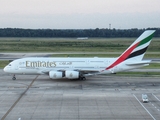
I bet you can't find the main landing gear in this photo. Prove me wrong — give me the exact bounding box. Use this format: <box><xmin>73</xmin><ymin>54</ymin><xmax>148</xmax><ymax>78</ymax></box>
<box><xmin>71</xmin><ymin>76</ymin><xmax>86</xmax><ymax>81</ymax></box>
<box><xmin>79</xmin><ymin>76</ymin><xmax>86</xmax><ymax>80</ymax></box>
<box><xmin>12</xmin><ymin>74</ymin><xmax>16</xmax><ymax>80</ymax></box>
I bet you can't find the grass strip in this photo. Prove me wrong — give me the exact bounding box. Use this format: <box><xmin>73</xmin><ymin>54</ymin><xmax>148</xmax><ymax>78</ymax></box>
<box><xmin>0</xmin><ymin>61</ymin><xmax>10</xmax><ymax>68</ymax></box>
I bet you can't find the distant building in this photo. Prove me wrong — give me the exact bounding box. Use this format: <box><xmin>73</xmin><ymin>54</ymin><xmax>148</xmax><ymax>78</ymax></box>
<box><xmin>77</xmin><ymin>37</ymin><xmax>89</xmax><ymax>40</ymax></box>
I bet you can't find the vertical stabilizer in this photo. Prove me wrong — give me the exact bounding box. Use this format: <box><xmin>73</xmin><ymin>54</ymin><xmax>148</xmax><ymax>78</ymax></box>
<box><xmin>106</xmin><ymin>30</ymin><xmax>155</xmax><ymax>70</ymax></box>
<box><xmin>121</xmin><ymin>30</ymin><xmax>155</xmax><ymax>61</ymax></box>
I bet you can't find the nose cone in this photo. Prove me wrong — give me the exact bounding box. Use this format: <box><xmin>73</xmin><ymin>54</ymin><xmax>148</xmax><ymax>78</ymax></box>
<box><xmin>3</xmin><ymin>66</ymin><xmax>7</xmax><ymax>72</ymax></box>
<box><xmin>3</xmin><ymin>66</ymin><xmax>9</xmax><ymax>73</ymax></box>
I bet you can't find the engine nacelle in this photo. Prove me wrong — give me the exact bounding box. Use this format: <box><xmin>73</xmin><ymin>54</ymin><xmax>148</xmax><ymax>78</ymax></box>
<box><xmin>65</xmin><ymin>71</ymin><xmax>79</xmax><ymax>79</ymax></box>
<box><xmin>49</xmin><ymin>71</ymin><xmax>63</xmax><ymax>79</ymax></box>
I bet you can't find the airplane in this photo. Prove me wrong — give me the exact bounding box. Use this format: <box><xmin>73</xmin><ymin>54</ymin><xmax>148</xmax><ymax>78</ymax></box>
<box><xmin>3</xmin><ymin>30</ymin><xmax>155</xmax><ymax>80</ymax></box>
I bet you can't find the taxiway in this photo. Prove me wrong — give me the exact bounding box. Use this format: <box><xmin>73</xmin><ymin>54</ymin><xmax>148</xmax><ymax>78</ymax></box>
<box><xmin>1</xmin><ymin>69</ymin><xmax>160</xmax><ymax>120</ymax></box>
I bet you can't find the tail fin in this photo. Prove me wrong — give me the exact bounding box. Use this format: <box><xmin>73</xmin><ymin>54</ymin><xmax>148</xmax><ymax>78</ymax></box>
<box><xmin>106</xmin><ymin>30</ymin><xmax>155</xmax><ymax>70</ymax></box>
<box><xmin>120</xmin><ymin>30</ymin><xmax>155</xmax><ymax>61</ymax></box>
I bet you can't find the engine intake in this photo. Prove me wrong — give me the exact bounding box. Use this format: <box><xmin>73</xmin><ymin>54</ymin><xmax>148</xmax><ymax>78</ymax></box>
<box><xmin>49</xmin><ymin>71</ymin><xmax>63</xmax><ymax>79</ymax></box>
<box><xmin>65</xmin><ymin>71</ymin><xmax>79</xmax><ymax>79</ymax></box>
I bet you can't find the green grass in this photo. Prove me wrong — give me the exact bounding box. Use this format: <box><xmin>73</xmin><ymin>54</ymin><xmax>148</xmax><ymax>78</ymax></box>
<box><xmin>0</xmin><ymin>61</ymin><xmax>10</xmax><ymax>68</ymax></box>
<box><xmin>0</xmin><ymin>37</ymin><xmax>160</xmax><ymax>52</ymax></box>
<box><xmin>116</xmin><ymin>72</ymin><xmax>160</xmax><ymax>77</ymax></box>
<box><xmin>143</xmin><ymin>63</ymin><xmax>160</xmax><ymax>69</ymax></box>
<box><xmin>51</xmin><ymin>53</ymin><xmax>160</xmax><ymax>59</ymax></box>
<box><xmin>51</xmin><ymin>54</ymin><xmax>119</xmax><ymax>57</ymax></box>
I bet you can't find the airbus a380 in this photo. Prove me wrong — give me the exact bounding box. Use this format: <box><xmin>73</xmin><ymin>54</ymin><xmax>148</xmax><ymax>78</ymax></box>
<box><xmin>4</xmin><ymin>30</ymin><xmax>155</xmax><ymax>80</ymax></box>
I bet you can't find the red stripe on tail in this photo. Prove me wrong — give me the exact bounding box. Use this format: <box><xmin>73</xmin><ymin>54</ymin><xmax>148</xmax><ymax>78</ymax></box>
<box><xmin>106</xmin><ymin>42</ymin><xmax>139</xmax><ymax>70</ymax></box>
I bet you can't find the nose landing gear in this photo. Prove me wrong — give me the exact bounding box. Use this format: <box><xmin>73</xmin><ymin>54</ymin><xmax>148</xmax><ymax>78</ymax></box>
<box><xmin>12</xmin><ymin>74</ymin><xmax>16</xmax><ymax>80</ymax></box>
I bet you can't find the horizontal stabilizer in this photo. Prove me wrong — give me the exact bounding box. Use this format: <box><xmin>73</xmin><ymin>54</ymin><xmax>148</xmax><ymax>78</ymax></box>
<box><xmin>126</xmin><ymin>61</ymin><xmax>151</xmax><ymax>66</ymax></box>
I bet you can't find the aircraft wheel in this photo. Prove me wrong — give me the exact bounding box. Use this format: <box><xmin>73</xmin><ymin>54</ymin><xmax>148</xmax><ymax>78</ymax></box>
<box><xmin>12</xmin><ymin>77</ymin><xmax>16</xmax><ymax>80</ymax></box>
<box><xmin>79</xmin><ymin>77</ymin><xmax>82</xmax><ymax>80</ymax></box>
<box><xmin>82</xmin><ymin>77</ymin><xmax>86</xmax><ymax>80</ymax></box>
<box><xmin>12</xmin><ymin>75</ymin><xmax>16</xmax><ymax>80</ymax></box>
<box><xmin>79</xmin><ymin>77</ymin><xmax>86</xmax><ymax>80</ymax></box>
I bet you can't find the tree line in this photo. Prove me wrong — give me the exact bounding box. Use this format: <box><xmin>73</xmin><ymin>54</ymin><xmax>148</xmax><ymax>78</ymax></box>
<box><xmin>0</xmin><ymin>28</ymin><xmax>159</xmax><ymax>37</ymax></box>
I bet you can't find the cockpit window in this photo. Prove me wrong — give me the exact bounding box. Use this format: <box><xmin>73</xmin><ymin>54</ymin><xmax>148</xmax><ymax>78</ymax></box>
<box><xmin>8</xmin><ymin>64</ymin><xmax>11</xmax><ymax>66</ymax></box>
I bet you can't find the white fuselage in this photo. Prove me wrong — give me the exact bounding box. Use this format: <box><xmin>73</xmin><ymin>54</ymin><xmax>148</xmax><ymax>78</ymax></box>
<box><xmin>4</xmin><ymin>57</ymin><xmax>147</xmax><ymax>76</ymax></box>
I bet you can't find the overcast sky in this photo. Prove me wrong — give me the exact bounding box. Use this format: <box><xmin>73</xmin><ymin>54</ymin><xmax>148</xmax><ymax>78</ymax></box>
<box><xmin>0</xmin><ymin>0</ymin><xmax>160</xmax><ymax>29</ymax></box>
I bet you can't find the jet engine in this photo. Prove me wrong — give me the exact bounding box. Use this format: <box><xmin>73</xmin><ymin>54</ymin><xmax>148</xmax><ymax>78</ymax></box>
<box><xmin>49</xmin><ymin>71</ymin><xmax>63</xmax><ymax>79</ymax></box>
<box><xmin>65</xmin><ymin>71</ymin><xmax>79</xmax><ymax>79</ymax></box>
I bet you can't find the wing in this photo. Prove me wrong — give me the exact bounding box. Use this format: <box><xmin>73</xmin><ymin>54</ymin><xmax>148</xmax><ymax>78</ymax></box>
<box><xmin>39</xmin><ymin>68</ymin><xmax>101</xmax><ymax>76</ymax></box>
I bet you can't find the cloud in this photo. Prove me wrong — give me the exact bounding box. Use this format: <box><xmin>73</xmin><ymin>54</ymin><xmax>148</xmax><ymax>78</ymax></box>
<box><xmin>0</xmin><ymin>12</ymin><xmax>159</xmax><ymax>29</ymax></box>
<box><xmin>0</xmin><ymin>0</ymin><xmax>160</xmax><ymax>29</ymax></box>
<box><xmin>1</xmin><ymin>0</ymin><xmax>160</xmax><ymax>15</ymax></box>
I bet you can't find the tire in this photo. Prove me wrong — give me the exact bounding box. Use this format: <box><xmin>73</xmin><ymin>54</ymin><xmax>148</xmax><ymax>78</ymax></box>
<box><xmin>12</xmin><ymin>77</ymin><xmax>16</xmax><ymax>80</ymax></box>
